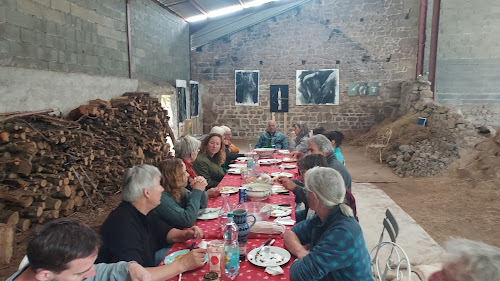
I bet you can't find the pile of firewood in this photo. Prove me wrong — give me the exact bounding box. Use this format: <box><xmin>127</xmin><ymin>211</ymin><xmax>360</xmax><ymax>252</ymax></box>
<box><xmin>0</xmin><ymin>92</ymin><xmax>175</xmax><ymax>236</ymax></box>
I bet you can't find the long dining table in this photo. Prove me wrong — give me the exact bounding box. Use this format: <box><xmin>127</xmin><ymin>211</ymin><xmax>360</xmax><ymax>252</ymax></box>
<box><xmin>161</xmin><ymin>154</ymin><xmax>299</xmax><ymax>281</ymax></box>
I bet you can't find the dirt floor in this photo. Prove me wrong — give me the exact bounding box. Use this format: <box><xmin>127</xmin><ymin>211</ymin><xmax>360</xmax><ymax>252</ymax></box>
<box><xmin>1</xmin><ymin>142</ymin><xmax>499</xmax><ymax>279</ymax></box>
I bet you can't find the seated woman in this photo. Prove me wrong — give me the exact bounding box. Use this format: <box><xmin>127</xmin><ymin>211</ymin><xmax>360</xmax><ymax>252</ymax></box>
<box><xmin>289</xmin><ymin>122</ymin><xmax>310</xmax><ymax>154</ymax></box>
<box><xmin>284</xmin><ymin>167</ymin><xmax>372</xmax><ymax>281</ymax></box>
<box><xmin>279</xmin><ymin>154</ymin><xmax>357</xmax><ymax>222</ymax></box>
<box><xmin>192</xmin><ymin>133</ymin><xmax>226</xmax><ymax>189</ymax></box>
<box><xmin>219</xmin><ymin>125</ymin><xmax>241</xmax><ymax>170</ymax></box>
<box><xmin>152</xmin><ymin>158</ymin><xmax>208</xmax><ymax>229</ymax></box>
<box><xmin>174</xmin><ymin>135</ymin><xmax>219</xmax><ymax>197</ymax></box>
<box><xmin>324</xmin><ymin>130</ymin><xmax>345</xmax><ymax>164</ymax></box>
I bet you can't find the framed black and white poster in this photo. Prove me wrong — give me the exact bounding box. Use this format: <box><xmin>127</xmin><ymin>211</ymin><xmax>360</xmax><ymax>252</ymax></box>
<box><xmin>270</xmin><ymin>85</ymin><xmax>289</xmax><ymax>113</ymax></box>
<box><xmin>190</xmin><ymin>81</ymin><xmax>199</xmax><ymax>117</ymax></box>
<box><xmin>296</xmin><ymin>69</ymin><xmax>339</xmax><ymax>105</ymax></box>
<box><xmin>176</xmin><ymin>79</ymin><xmax>187</xmax><ymax>124</ymax></box>
<box><xmin>235</xmin><ymin>70</ymin><xmax>259</xmax><ymax>106</ymax></box>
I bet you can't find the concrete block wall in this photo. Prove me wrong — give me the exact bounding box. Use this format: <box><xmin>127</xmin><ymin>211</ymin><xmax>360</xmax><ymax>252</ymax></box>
<box><xmin>434</xmin><ymin>0</ymin><xmax>500</xmax><ymax>126</ymax></box>
<box><xmin>0</xmin><ymin>0</ymin><xmax>190</xmax><ymax>116</ymax></box>
<box><xmin>191</xmin><ymin>0</ymin><xmax>420</xmax><ymax>138</ymax></box>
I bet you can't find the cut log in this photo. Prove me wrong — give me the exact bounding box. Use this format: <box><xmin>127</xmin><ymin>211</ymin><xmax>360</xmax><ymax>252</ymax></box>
<box><xmin>0</xmin><ymin>223</ymin><xmax>14</xmax><ymax>264</ymax></box>
<box><xmin>0</xmin><ymin>192</ymin><xmax>34</xmax><ymax>207</ymax></box>
<box><xmin>0</xmin><ymin>131</ymin><xmax>9</xmax><ymax>143</ymax></box>
<box><xmin>44</xmin><ymin>198</ymin><xmax>62</xmax><ymax>210</ymax></box>
<box><xmin>22</xmin><ymin>206</ymin><xmax>43</xmax><ymax>218</ymax></box>
<box><xmin>60</xmin><ymin>199</ymin><xmax>75</xmax><ymax>211</ymax></box>
<box><xmin>17</xmin><ymin>218</ymin><xmax>31</xmax><ymax>232</ymax></box>
<box><xmin>0</xmin><ymin>210</ymin><xmax>19</xmax><ymax>226</ymax></box>
<box><xmin>51</xmin><ymin>185</ymin><xmax>71</xmax><ymax>198</ymax></box>
<box><xmin>10</xmin><ymin>159</ymin><xmax>32</xmax><ymax>176</ymax></box>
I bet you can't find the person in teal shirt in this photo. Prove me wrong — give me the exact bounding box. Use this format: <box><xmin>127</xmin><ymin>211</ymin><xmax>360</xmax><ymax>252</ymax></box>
<box><xmin>325</xmin><ymin>131</ymin><xmax>345</xmax><ymax>164</ymax></box>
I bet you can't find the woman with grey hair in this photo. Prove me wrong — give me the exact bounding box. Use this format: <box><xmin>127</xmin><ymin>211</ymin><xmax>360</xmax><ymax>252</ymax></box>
<box><xmin>122</xmin><ymin>164</ymin><xmax>162</xmax><ymax>203</ymax></box>
<box><xmin>290</xmin><ymin>122</ymin><xmax>310</xmax><ymax>154</ymax></box>
<box><xmin>429</xmin><ymin>238</ymin><xmax>500</xmax><ymax>281</ymax></box>
<box><xmin>174</xmin><ymin>135</ymin><xmax>219</xmax><ymax>197</ymax></box>
<box><xmin>285</xmin><ymin>167</ymin><xmax>372</xmax><ymax>281</ymax></box>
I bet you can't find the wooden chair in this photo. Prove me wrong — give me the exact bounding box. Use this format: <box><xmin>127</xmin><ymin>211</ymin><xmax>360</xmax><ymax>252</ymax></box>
<box><xmin>365</xmin><ymin>128</ymin><xmax>392</xmax><ymax>163</ymax></box>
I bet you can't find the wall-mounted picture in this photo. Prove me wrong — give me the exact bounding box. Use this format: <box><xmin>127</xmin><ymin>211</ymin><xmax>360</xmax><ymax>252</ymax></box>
<box><xmin>235</xmin><ymin>70</ymin><xmax>259</xmax><ymax>106</ymax></box>
<box><xmin>176</xmin><ymin>79</ymin><xmax>187</xmax><ymax>124</ymax></box>
<box><xmin>190</xmin><ymin>81</ymin><xmax>199</xmax><ymax>117</ymax></box>
<box><xmin>347</xmin><ymin>82</ymin><xmax>380</xmax><ymax>96</ymax></box>
<box><xmin>270</xmin><ymin>85</ymin><xmax>289</xmax><ymax>113</ymax></box>
<box><xmin>296</xmin><ymin>69</ymin><xmax>339</xmax><ymax>105</ymax></box>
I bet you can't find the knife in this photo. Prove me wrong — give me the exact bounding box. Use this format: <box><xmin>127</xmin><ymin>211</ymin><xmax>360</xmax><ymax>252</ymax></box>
<box><xmin>254</xmin><ymin>238</ymin><xmax>272</xmax><ymax>258</ymax></box>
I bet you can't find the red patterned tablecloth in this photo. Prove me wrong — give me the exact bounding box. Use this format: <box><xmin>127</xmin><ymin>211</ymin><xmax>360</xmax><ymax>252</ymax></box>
<box><xmin>196</xmin><ymin>162</ymin><xmax>298</xmax><ymax>239</ymax></box>
<box><xmin>162</xmin><ymin>238</ymin><xmax>295</xmax><ymax>281</ymax></box>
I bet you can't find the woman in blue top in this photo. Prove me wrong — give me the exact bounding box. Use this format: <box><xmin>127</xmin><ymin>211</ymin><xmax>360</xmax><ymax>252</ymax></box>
<box><xmin>325</xmin><ymin>130</ymin><xmax>345</xmax><ymax>164</ymax></box>
<box><xmin>152</xmin><ymin>158</ymin><xmax>208</xmax><ymax>229</ymax></box>
<box><xmin>284</xmin><ymin>167</ymin><xmax>373</xmax><ymax>281</ymax></box>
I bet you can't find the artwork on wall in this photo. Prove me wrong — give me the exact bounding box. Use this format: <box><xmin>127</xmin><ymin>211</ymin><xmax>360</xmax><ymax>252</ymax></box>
<box><xmin>270</xmin><ymin>85</ymin><xmax>289</xmax><ymax>113</ymax></box>
<box><xmin>347</xmin><ymin>82</ymin><xmax>380</xmax><ymax>96</ymax></box>
<box><xmin>235</xmin><ymin>70</ymin><xmax>259</xmax><ymax>106</ymax></box>
<box><xmin>190</xmin><ymin>81</ymin><xmax>199</xmax><ymax>117</ymax></box>
<box><xmin>176</xmin><ymin>79</ymin><xmax>187</xmax><ymax>123</ymax></box>
<box><xmin>296</xmin><ymin>69</ymin><xmax>339</xmax><ymax>105</ymax></box>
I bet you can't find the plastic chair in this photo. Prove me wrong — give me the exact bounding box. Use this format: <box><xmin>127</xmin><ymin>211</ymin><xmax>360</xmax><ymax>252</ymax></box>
<box><xmin>371</xmin><ymin>241</ymin><xmax>412</xmax><ymax>281</ymax></box>
<box><xmin>365</xmin><ymin>128</ymin><xmax>392</xmax><ymax>163</ymax></box>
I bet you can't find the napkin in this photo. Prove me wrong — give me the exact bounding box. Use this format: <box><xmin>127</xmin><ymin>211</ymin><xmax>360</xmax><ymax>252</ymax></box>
<box><xmin>274</xmin><ymin>216</ymin><xmax>296</xmax><ymax>226</ymax></box>
<box><xmin>265</xmin><ymin>266</ymin><xmax>284</xmax><ymax>275</ymax></box>
<box><xmin>250</xmin><ymin>221</ymin><xmax>286</xmax><ymax>234</ymax></box>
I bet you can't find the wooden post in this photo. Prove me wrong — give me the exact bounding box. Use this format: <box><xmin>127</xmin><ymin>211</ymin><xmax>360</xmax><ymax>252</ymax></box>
<box><xmin>0</xmin><ymin>223</ymin><xmax>14</xmax><ymax>264</ymax></box>
<box><xmin>183</xmin><ymin>119</ymin><xmax>191</xmax><ymax>136</ymax></box>
<box><xmin>271</xmin><ymin>112</ymin><xmax>276</xmax><ymax>122</ymax></box>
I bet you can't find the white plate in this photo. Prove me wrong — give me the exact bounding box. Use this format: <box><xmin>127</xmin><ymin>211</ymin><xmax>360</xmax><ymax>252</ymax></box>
<box><xmin>278</xmin><ymin>150</ymin><xmax>290</xmax><ymax>155</ymax></box>
<box><xmin>229</xmin><ymin>163</ymin><xmax>247</xmax><ymax>168</ymax></box>
<box><xmin>258</xmin><ymin>159</ymin><xmax>281</xmax><ymax>165</ymax></box>
<box><xmin>219</xmin><ymin>186</ymin><xmax>239</xmax><ymax>194</ymax></box>
<box><xmin>237</xmin><ymin>156</ymin><xmax>251</xmax><ymax>162</ymax></box>
<box><xmin>247</xmin><ymin>246</ymin><xmax>291</xmax><ymax>267</ymax></box>
<box><xmin>279</xmin><ymin>164</ymin><xmax>296</xmax><ymax>169</ymax></box>
<box><xmin>227</xmin><ymin>168</ymin><xmax>241</xmax><ymax>175</ymax></box>
<box><xmin>272</xmin><ymin>185</ymin><xmax>287</xmax><ymax>193</ymax></box>
<box><xmin>270</xmin><ymin>172</ymin><xmax>294</xmax><ymax>178</ymax></box>
<box><xmin>270</xmin><ymin>208</ymin><xmax>292</xmax><ymax>217</ymax></box>
<box><xmin>197</xmin><ymin>208</ymin><xmax>221</xmax><ymax>220</ymax></box>
<box><xmin>164</xmin><ymin>249</ymin><xmax>208</xmax><ymax>264</ymax></box>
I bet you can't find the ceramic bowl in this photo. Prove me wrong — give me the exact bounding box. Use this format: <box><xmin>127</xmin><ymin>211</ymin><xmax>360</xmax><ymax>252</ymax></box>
<box><xmin>244</xmin><ymin>182</ymin><xmax>273</xmax><ymax>201</ymax></box>
<box><xmin>254</xmin><ymin>148</ymin><xmax>275</xmax><ymax>158</ymax></box>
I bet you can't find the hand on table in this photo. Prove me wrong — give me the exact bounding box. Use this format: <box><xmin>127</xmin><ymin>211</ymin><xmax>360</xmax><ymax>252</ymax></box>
<box><xmin>190</xmin><ymin>176</ymin><xmax>208</xmax><ymax>191</ymax></box>
<box><xmin>177</xmin><ymin>248</ymin><xmax>207</xmax><ymax>272</ymax></box>
<box><xmin>128</xmin><ymin>262</ymin><xmax>151</xmax><ymax>281</ymax></box>
<box><xmin>185</xmin><ymin>226</ymin><xmax>203</xmax><ymax>240</ymax></box>
<box><xmin>290</xmin><ymin>151</ymin><xmax>303</xmax><ymax>159</ymax></box>
<box><xmin>206</xmin><ymin>187</ymin><xmax>220</xmax><ymax>198</ymax></box>
<box><xmin>278</xmin><ymin>176</ymin><xmax>297</xmax><ymax>191</ymax></box>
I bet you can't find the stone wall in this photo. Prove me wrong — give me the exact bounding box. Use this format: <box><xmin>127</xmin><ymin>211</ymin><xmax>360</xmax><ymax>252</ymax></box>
<box><xmin>191</xmin><ymin>0</ymin><xmax>420</xmax><ymax>138</ymax></box>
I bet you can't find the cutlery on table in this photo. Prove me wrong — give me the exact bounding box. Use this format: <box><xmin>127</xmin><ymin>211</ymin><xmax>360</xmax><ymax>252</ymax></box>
<box><xmin>254</xmin><ymin>238</ymin><xmax>272</xmax><ymax>258</ymax></box>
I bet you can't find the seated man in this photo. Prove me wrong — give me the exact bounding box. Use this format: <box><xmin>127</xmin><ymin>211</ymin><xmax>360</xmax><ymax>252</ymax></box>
<box><xmin>306</xmin><ymin>134</ymin><xmax>352</xmax><ymax>190</ymax></box>
<box><xmin>7</xmin><ymin>218</ymin><xmax>205</xmax><ymax>281</ymax></box>
<box><xmin>284</xmin><ymin>167</ymin><xmax>373</xmax><ymax>281</ymax></box>
<box><xmin>255</xmin><ymin>120</ymin><xmax>289</xmax><ymax>149</ymax></box>
<box><xmin>429</xmin><ymin>238</ymin><xmax>500</xmax><ymax>281</ymax></box>
<box><xmin>97</xmin><ymin>164</ymin><xmax>204</xmax><ymax>267</ymax></box>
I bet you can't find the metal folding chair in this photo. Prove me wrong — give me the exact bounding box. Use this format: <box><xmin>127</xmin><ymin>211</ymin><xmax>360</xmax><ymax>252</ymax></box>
<box><xmin>371</xmin><ymin>241</ymin><xmax>412</xmax><ymax>281</ymax></box>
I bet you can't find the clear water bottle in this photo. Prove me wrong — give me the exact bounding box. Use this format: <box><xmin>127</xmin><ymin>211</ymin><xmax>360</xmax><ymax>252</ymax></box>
<box><xmin>223</xmin><ymin>212</ymin><xmax>239</xmax><ymax>279</ymax></box>
<box><xmin>218</xmin><ymin>194</ymin><xmax>231</xmax><ymax>230</ymax></box>
<box><xmin>247</xmin><ymin>144</ymin><xmax>254</xmax><ymax>168</ymax></box>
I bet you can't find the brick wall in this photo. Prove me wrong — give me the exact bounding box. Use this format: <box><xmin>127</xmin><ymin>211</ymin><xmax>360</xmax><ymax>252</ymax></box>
<box><xmin>0</xmin><ymin>0</ymin><xmax>189</xmax><ymax>83</ymax></box>
<box><xmin>191</xmin><ymin>0</ymin><xmax>420</xmax><ymax>139</ymax></box>
<box><xmin>434</xmin><ymin>0</ymin><xmax>500</xmax><ymax>126</ymax></box>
